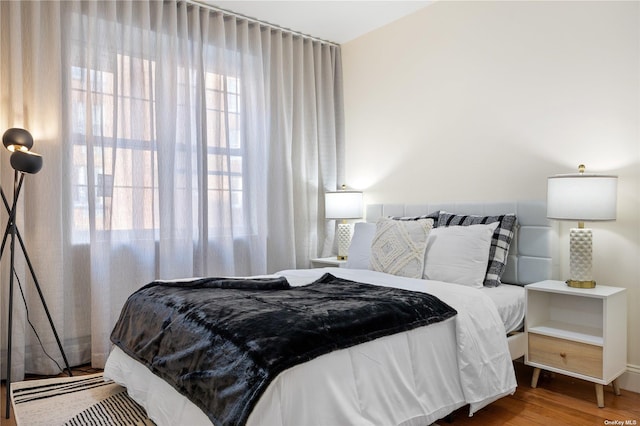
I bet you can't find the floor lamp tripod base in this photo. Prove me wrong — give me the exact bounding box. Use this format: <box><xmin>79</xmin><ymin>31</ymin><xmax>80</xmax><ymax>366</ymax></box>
<box><xmin>1</xmin><ymin>176</ymin><xmax>72</xmax><ymax>419</ymax></box>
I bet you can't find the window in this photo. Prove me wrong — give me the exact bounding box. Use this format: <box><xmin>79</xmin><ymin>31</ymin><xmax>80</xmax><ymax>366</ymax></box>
<box><xmin>71</xmin><ymin>54</ymin><xmax>245</xmax><ymax>244</ymax></box>
<box><xmin>203</xmin><ymin>72</ymin><xmax>245</xmax><ymax>235</ymax></box>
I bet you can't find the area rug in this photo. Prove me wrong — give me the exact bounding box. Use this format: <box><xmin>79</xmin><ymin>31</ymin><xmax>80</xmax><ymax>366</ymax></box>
<box><xmin>10</xmin><ymin>372</ymin><xmax>154</xmax><ymax>426</ymax></box>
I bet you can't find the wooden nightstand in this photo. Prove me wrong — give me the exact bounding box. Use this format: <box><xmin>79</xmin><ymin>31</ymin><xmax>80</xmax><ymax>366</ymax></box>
<box><xmin>525</xmin><ymin>280</ymin><xmax>627</xmax><ymax>407</ymax></box>
<box><xmin>310</xmin><ymin>257</ymin><xmax>347</xmax><ymax>268</ymax></box>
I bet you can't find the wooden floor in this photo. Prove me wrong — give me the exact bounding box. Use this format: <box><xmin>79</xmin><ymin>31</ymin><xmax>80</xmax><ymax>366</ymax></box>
<box><xmin>449</xmin><ymin>362</ymin><xmax>640</xmax><ymax>425</ymax></box>
<box><xmin>1</xmin><ymin>362</ymin><xmax>639</xmax><ymax>425</ymax></box>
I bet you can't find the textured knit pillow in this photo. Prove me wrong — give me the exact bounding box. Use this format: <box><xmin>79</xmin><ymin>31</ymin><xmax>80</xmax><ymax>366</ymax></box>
<box><xmin>437</xmin><ymin>212</ymin><xmax>517</xmax><ymax>287</ymax></box>
<box><xmin>370</xmin><ymin>218</ymin><xmax>434</xmax><ymax>278</ymax></box>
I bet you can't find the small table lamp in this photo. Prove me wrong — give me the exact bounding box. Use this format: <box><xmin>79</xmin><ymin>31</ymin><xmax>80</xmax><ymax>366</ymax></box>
<box><xmin>547</xmin><ymin>164</ymin><xmax>618</xmax><ymax>288</ymax></box>
<box><xmin>325</xmin><ymin>186</ymin><xmax>363</xmax><ymax>260</ymax></box>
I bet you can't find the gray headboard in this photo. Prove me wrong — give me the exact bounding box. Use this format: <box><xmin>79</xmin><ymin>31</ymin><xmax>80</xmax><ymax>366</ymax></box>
<box><xmin>365</xmin><ymin>200</ymin><xmax>559</xmax><ymax>286</ymax></box>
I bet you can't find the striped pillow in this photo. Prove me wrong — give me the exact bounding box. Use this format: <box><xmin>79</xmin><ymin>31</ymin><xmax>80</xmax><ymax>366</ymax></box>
<box><xmin>391</xmin><ymin>211</ymin><xmax>441</xmax><ymax>227</ymax></box>
<box><xmin>437</xmin><ymin>212</ymin><xmax>517</xmax><ymax>287</ymax></box>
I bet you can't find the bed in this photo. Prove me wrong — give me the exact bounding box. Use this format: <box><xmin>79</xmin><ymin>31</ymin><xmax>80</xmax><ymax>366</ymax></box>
<box><xmin>104</xmin><ymin>200</ymin><xmax>558</xmax><ymax>426</ymax></box>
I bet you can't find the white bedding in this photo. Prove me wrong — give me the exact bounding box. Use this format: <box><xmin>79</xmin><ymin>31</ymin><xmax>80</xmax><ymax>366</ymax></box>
<box><xmin>104</xmin><ymin>268</ymin><xmax>517</xmax><ymax>426</ymax></box>
<box><xmin>481</xmin><ymin>283</ymin><xmax>525</xmax><ymax>333</ymax></box>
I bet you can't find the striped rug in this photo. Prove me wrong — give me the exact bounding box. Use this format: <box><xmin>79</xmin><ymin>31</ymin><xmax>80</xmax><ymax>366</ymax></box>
<box><xmin>11</xmin><ymin>373</ymin><xmax>154</xmax><ymax>426</ymax></box>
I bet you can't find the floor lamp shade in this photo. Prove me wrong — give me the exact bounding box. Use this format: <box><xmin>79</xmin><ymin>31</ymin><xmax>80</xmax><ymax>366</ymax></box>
<box><xmin>325</xmin><ymin>189</ymin><xmax>363</xmax><ymax>260</ymax></box>
<box><xmin>2</xmin><ymin>128</ymin><xmax>43</xmax><ymax>174</ymax></box>
<box><xmin>547</xmin><ymin>165</ymin><xmax>618</xmax><ymax>288</ymax></box>
<box><xmin>2</xmin><ymin>128</ymin><xmax>34</xmax><ymax>152</ymax></box>
<box><xmin>10</xmin><ymin>150</ymin><xmax>43</xmax><ymax>174</ymax></box>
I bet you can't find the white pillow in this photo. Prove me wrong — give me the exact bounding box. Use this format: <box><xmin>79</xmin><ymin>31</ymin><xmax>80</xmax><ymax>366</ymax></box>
<box><xmin>423</xmin><ymin>222</ymin><xmax>499</xmax><ymax>288</ymax></box>
<box><xmin>345</xmin><ymin>222</ymin><xmax>377</xmax><ymax>269</ymax></box>
<box><xmin>370</xmin><ymin>218</ymin><xmax>433</xmax><ymax>279</ymax></box>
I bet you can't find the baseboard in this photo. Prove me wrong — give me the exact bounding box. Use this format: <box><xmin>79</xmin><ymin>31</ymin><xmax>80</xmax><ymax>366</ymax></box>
<box><xmin>618</xmin><ymin>364</ymin><xmax>640</xmax><ymax>394</ymax></box>
<box><xmin>0</xmin><ymin>336</ymin><xmax>91</xmax><ymax>379</ymax></box>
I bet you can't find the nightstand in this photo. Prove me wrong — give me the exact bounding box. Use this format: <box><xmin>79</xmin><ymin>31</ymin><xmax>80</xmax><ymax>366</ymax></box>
<box><xmin>525</xmin><ymin>280</ymin><xmax>627</xmax><ymax>407</ymax></box>
<box><xmin>310</xmin><ymin>257</ymin><xmax>347</xmax><ymax>268</ymax></box>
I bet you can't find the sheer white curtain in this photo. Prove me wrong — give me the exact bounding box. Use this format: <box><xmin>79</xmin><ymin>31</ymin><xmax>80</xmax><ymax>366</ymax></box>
<box><xmin>1</xmin><ymin>0</ymin><xmax>343</xmax><ymax>377</ymax></box>
<box><xmin>0</xmin><ymin>0</ymin><xmax>72</xmax><ymax>383</ymax></box>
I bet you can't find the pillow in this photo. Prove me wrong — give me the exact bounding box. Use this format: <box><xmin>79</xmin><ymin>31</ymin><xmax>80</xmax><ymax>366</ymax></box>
<box><xmin>345</xmin><ymin>222</ymin><xmax>377</xmax><ymax>269</ymax></box>
<box><xmin>391</xmin><ymin>211</ymin><xmax>441</xmax><ymax>227</ymax></box>
<box><xmin>370</xmin><ymin>218</ymin><xmax>433</xmax><ymax>279</ymax></box>
<box><xmin>437</xmin><ymin>212</ymin><xmax>517</xmax><ymax>287</ymax></box>
<box><xmin>423</xmin><ymin>222</ymin><xmax>499</xmax><ymax>288</ymax></box>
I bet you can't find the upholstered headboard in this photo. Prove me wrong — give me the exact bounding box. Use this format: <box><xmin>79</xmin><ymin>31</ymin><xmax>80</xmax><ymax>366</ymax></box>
<box><xmin>365</xmin><ymin>200</ymin><xmax>559</xmax><ymax>286</ymax></box>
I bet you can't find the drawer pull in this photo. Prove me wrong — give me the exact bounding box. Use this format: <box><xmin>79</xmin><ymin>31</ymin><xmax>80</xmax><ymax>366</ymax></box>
<box><xmin>560</xmin><ymin>352</ymin><xmax>567</xmax><ymax>358</ymax></box>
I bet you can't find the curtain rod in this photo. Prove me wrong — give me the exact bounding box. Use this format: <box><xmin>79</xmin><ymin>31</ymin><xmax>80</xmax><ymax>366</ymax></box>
<box><xmin>183</xmin><ymin>0</ymin><xmax>340</xmax><ymax>47</ymax></box>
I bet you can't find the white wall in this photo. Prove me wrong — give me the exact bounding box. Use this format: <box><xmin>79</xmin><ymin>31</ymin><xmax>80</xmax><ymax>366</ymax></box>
<box><xmin>342</xmin><ymin>1</ymin><xmax>640</xmax><ymax>391</ymax></box>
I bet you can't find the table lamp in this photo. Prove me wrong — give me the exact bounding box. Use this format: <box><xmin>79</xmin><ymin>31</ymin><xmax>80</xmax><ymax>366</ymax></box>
<box><xmin>325</xmin><ymin>186</ymin><xmax>363</xmax><ymax>260</ymax></box>
<box><xmin>547</xmin><ymin>164</ymin><xmax>618</xmax><ymax>288</ymax></box>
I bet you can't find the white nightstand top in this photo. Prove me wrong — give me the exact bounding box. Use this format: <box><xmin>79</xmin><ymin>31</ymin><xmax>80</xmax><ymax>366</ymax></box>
<box><xmin>310</xmin><ymin>257</ymin><xmax>347</xmax><ymax>267</ymax></box>
<box><xmin>526</xmin><ymin>280</ymin><xmax>626</xmax><ymax>298</ymax></box>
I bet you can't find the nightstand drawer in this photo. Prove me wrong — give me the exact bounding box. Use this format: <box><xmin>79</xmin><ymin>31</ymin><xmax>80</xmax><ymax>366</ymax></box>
<box><xmin>528</xmin><ymin>333</ymin><xmax>603</xmax><ymax>378</ymax></box>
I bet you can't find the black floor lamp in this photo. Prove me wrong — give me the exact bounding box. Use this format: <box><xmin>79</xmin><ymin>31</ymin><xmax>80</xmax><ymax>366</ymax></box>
<box><xmin>1</xmin><ymin>128</ymin><xmax>72</xmax><ymax>419</ymax></box>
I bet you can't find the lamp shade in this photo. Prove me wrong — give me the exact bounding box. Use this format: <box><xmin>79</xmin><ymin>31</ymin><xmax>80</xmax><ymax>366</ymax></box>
<box><xmin>547</xmin><ymin>173</ymin><xmax>617</xmax><ymax>221</ymax></box>
<box><xmin>10</xmin><ymin>150</ymin><xmax>43</xmax><ymax>174</ymax></box>
<box><xmin>325</xmin><ymin>190</ymin><xmax>363</xmax><ymax>219</ymax></box>
<box><xmin>2</xmin><ymin>128</ymin><xmax>34</xmax><ymax>152</ymax></box>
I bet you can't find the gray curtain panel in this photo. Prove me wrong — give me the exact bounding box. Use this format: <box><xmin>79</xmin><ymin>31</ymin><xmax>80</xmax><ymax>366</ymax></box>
<box><xmin>0</xmin><ymin>0</ymin><xmax>344</xmax><ymax>374</ymax></box>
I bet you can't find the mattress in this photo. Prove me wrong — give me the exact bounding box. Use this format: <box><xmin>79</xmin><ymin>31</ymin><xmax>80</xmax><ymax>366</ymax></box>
<box><xmin>481</xmin><ymin>283</ymin><xmax>525</xmax><ymax>333</ymax></box>
<box><xmin>104</xmin><ymin>267</ymin><xmax>517</xmax><ymax>426</ymax></box>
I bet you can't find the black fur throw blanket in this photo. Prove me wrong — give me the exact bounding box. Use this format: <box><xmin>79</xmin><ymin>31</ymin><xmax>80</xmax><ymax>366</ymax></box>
<box><xmin>110</xmin><ymin>273</ymin><xmax>457</xmax><ymax>425</ymax></box>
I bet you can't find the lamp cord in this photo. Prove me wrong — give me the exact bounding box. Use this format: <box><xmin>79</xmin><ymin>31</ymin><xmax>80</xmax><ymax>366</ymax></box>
<box><xmin>13</xmin><ymin>268</ymin><xmax>64</xmax><ymax>375</ymax></box>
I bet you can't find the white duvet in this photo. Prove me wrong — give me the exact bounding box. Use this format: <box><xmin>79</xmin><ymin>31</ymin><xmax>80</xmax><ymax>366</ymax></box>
<box><xmin>104</xmin><ymin>268</ymin><xmax>517</xmax><ymax>426</ymax></box>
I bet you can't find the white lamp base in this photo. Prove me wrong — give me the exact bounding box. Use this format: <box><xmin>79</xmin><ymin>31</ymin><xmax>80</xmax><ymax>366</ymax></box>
<box><xmin>336</xmin><ymin>222</ymin><xmax>353</xmax><ymax>260</ymax></box>
<box><xmin>568</xmin><ymin>227</ymin><xmax>596</xmax><ymax>288</ymax></box>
